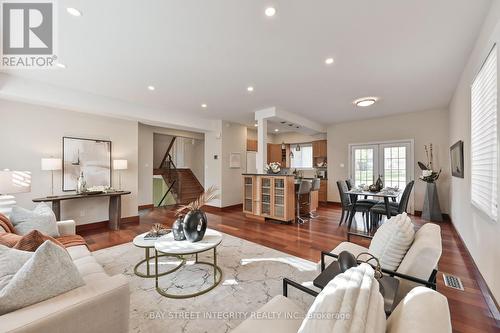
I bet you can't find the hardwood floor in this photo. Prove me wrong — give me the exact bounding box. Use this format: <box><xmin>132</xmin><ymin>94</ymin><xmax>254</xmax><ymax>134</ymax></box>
<box><xmin>80</xmin><ymin>205</ymin><xmax>500</xmax><ymax>333</ymax></box>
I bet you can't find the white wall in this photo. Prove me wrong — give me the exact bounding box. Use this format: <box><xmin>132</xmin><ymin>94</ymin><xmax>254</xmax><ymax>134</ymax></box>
<box><xmin>448</xmin><ymin>1</ymin><xmax>500</xmax><ymax>302</ymax></box>
<box><xmin>138</xmin><ymin>123</ymin><xmax>153</xmax><ymax>206</ymax></box>
<box><xmin>0</xmin><ymin>99</ymin><xmax>138</xmax><ymax>225</ymax></box>
<box><xmin>221</xmin><ymin>121</ymin><xmax>247</xmax><ymax>206</ymax></box>
<box><xmin>327</xmin><ymin>108</ymin><xmax>450</xmax><ymax>213</ymax></box>
<box><xmin>204</xmin><ymin>121</ymin><xmax>223</xmax><ymax>207</ymax></box>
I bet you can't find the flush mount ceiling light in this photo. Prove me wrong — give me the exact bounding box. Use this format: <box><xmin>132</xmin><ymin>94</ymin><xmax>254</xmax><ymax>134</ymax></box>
<box><xmin>201</xmin><ymin>104</ymin><xmax>208</xmax><ymax>108</ymax></box>
<box><xmin>247</xmin><ymin>86</ymin><xmax>254</xmax><ymax>92</ymax></box>
<box><xmin>66</xmin><ymin>7</ymin><xmax>82</xmax><ymax>16</ymax></box>
<box><xmin>147</xmin><ymin>85</ymin><xmax>155</xmax><ymax>91</ymax></box>
<box><xmin>325</xmin><ymin>57</ymin><xmax>334</xmax><ymax>65</ymax></box>
<box><xmin>265</xmin><ymin>7</ymin><xmax>276</xmax><ymax>17</ymax></box>
<box><xmin>354</xmin><ymin>97</ymin><xmax>378</xmax><ymax>107</ymax></box>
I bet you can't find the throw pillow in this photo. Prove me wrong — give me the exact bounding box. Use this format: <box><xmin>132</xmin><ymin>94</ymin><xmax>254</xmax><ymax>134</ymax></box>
<box><xmin>13</xmin><ymin>230</ymin><xmax>65</xmax><ymax>251</ymax></box>
<box><xmin>368</xmin><ymin>212</ymin><xmax>415</xmax><ymax>271</ymax></box>
<box><xmin>0</xmin><ymin>245</ymin><xmax>33</xmax><ymax>291</ymax></box>
<box><xmin>0</xmin><ymin>241</ymin><xmax>84</xmax><ymax>315</ymax></box>
<box><xmin>0</xmin><ymin>233</ymin><xmax>22</xmax><ymax>247</ymax></box>
<box><xmin>10</xmin><ymin>203</ymin><xmax>60</xmax><ymax>237</ymax></box>
<box><xmin>298</xmin><ymin>264</ymin><xmax>386</xmax><ymax>333</ymax></box>
<box><xmin>0</xmin><ymin>213</ymin><xmax>16</xmax><ymax>233</ymax></box>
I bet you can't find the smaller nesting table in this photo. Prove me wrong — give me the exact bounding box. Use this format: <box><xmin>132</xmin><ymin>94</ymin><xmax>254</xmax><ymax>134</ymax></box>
<box><xmin>132</xmin><ymin>231</ymin><xmax>183</xmax><ymax>278</ymax></box>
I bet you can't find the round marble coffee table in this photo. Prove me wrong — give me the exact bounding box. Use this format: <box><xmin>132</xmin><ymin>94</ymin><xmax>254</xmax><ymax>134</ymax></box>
<box><xmin>132</xmin><ymin>232</ymin><xmax>184</xmax><ymax>278</ymax></box>
<box><xmin>154</xmin><ymin>228</ymin><xmax>223</xmax><ymax>299</ymax></box>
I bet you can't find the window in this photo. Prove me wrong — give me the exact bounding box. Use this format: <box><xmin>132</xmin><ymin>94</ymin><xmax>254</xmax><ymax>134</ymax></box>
<box><xmin>290</xmin><ymin>144</ymin><xmax>312</xmax><ymax>168</ymax></box>
<box><xmin>471</xmin><ymin>45</ymin><xmax>498</xmax><ymax>221</ymax></box>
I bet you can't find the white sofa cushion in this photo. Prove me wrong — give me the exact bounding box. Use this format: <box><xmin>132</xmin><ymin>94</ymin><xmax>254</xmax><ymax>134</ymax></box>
<box><xmin>387</xmin><ymin>287</ymin><xmax>451</xmax><ymax>333</ymax></box>
<box><xmin>10</xmin><ymin>203</ymin><xmax>60</xmax><ymax>237</ymax></box>
<box><xmin>298</xmin><ymin>263</ymin><xmax>386</xmax><ymax>333</ymax></box>
<box><xmin>368</xmin><ymin>213</ymin><xmax>415</xmax><ymax>271</ymax></box>
<box><xmin>0</xmin><ymin>241</ymin><xmax>84</xmax><ymax>315</ymax></box>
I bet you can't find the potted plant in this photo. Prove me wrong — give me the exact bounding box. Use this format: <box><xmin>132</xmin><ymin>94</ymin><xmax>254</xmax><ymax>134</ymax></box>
<box><xmin>175</xmin><ymin>186</ymin><xmax>219</xmax><ymax>242</ymax></box>
<box><xmin>418</xmin><ymin>144</ymin><xmax>443</xmax><ymax>221</ymax></box>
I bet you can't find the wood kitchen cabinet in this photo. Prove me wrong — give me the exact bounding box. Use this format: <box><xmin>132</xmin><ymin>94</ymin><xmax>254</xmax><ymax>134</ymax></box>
<box><xmin>242</xmin><ymin>174</ymin><xmax>295</xmax><ymax>222</ymax></box>
<box><xmin>247</xmin><ymin>139</ymin><xmax>257</xmax><ymax>151</ymax></box>
<box><xmin>313</xmin><ymin>140</ymin><xmax>327</xmax><ymax>158</ymax></box>
<box><xmin>267</xmin><ymin>144</ymin><xmax>283</xmax><ymax>164</ymax></box>
<box><xmin>318</xmin><ymin>179</ymin><xmax>328</xmax><ymax>203</ymax></box>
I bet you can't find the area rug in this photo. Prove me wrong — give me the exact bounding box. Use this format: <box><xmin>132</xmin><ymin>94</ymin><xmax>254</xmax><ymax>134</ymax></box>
<box><xmin>92</xmin><ymin>232</ymin><xmax>320</xmax><ymax>333</ymax></box>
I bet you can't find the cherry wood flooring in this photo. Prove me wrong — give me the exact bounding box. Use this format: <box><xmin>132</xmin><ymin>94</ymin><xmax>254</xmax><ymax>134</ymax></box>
<box><xmin>80</xmin><ymin>205</ymin><xmax>500</xmax><ymax>333</ymax></box>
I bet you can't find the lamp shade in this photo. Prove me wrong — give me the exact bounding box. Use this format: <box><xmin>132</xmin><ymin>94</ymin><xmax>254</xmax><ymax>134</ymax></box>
<box><xmin>41</xmin><ymin>158</ymin><xmax>62</xmax><ymax>171</ymax></box>
<box><xmin>113</xmin><ymin>159</ymin><xmax>128</xmax><ymax>170</ymax></box>
<box><xmin>0</xmin><ymin>171</ymin><xmax>32</xmax><ymax>194</ymax></box>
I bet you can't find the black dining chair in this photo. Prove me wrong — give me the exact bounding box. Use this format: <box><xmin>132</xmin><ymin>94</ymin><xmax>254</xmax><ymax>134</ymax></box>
<box><xmin>370</xmin><ymin>180</ymin><xmax>415</xmax><ymax>225</ymax></box>
<box><xmin>336</xmin><ymin>180</ymin><xmax>376</xmax><ymax>228</ymax></box>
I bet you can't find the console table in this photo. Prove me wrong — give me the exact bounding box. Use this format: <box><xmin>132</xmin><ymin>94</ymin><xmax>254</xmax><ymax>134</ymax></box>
<box><xmin>33</xmin><ymin>191</ymin><xmax>131</xmax><ymax>230</ymax></box>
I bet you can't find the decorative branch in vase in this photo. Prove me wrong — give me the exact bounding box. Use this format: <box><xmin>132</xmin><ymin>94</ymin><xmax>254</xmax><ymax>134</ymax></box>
<box><xmin>418</xmin><ymin>143</ymin><xmax>441</xmax><ymax>183</ymax></box>
<box><xmin>173</xmin><ymin>186</ymin><xmax>220</xmax><ymax>242</ymax></box>
<box><xmin>418</xmin><ymin>143</ymin><xmax>443</xmax><ymax>221</ymax></box>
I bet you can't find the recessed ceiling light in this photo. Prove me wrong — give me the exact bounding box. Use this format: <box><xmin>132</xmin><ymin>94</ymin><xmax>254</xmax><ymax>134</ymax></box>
<box><xmin>56</xmin><ymin>63</ymin><xmax>66</xmax><ymax>69</ymax></box>
<box><xmin>254</xmin><ymin>123</ymin><xmax>258</xmax><ymax>127</ymax></box>
<box><xmin>201</xmin><ymin>104</ymin><xmax>207</xmax><ymax>108</ymax></box>
<box><xmin>66</xmin><ymin>8</ymin><xmax>82</xmax><ymax>17</ymax></box>
<box><xmin>325</xmin><ymin>57</ymin><xmax>334</xmax><ymax>65</ymax></box>
<box><xmin>147</xmin><ymin>85</ymin><xmax>155</xmax><ymax>91</ymax></box>
<box><xmin>247</xmin><ymin>86</ymin><xmax>254</xmax><ymax>92</ymax></box>
<box><xmin>274</xmin><ymin>128</ymin><xmax>279</xmax><ymax>132</ymax></box>
<box><xmin>354</xmin><ymin>97</ymin><xmax>378</xmax><ymax>107</ymax></box>
<box><xmin>265</xmin><ymin>7</ymin><xmax>276</xmax><ymax>17</ymax></box>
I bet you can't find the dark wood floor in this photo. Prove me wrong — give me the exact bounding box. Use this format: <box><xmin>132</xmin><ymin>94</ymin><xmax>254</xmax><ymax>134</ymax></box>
<box><xmin>80</xmin><ymin>205</ymin><xmax>500</xmax><ymax>333</ymax></box>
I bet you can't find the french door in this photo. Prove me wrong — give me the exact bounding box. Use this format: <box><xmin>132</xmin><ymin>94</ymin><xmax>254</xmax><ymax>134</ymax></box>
<box><xmin>350</xmin><ymin>140</ymin><xmax>414</xmax><ymax>212</ymax></box>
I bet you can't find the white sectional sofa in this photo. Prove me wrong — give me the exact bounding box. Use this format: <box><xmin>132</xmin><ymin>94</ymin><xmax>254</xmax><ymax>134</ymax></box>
<box><xmin>0</xmin><ymin>220</ymin><xmax>130</xmax><ymax>333</ymax></box>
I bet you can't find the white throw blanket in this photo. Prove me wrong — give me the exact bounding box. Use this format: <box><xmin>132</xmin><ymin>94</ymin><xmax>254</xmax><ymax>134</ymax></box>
<box><xmin>298</xmin><ymin>263</ymin><xmax>386</xmax><ymax>333</ymax></box>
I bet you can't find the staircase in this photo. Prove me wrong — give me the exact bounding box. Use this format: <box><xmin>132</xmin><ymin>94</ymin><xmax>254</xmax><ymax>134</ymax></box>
<box><xmin>154</xmin><ymin>136</ymin><xmax>204</xmax><ymax>206</ymax></box>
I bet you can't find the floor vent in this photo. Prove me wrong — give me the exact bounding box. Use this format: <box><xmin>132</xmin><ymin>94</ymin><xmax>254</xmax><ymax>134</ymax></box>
<box><xmin>443</xmin><ymin>273</ymin><xmax>464</xmax><ymax>291</ymax></box>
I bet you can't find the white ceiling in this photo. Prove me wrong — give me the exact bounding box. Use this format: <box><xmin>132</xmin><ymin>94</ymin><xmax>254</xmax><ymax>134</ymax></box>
<box><xmin>1</xmin><ymin>0</ymin><xmax>492</xmax><ymax>128</ymax></box>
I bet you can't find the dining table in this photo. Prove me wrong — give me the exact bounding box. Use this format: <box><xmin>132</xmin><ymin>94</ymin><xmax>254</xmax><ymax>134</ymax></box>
<box><xmin>344</xmin><ymin>189</ymin><xmax>401</xmax><ymax>234</ymax></box>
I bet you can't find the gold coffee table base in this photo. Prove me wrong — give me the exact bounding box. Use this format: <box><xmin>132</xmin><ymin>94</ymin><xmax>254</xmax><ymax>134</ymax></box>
<box><xmin>155</xmin><ymin>248</ymin><xmax>222</xmax><ymax>299</ymax></box>
<box><xmin>134</xmin><ymin>248</ymin><xmax>185</xmax><ymax>278</ymax></box>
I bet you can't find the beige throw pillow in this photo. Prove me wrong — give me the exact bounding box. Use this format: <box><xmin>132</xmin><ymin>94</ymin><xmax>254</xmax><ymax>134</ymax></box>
<box><xmin>10</xmin><ymin>203</ymin><xmax>60</xmax><ymax>237</ymax></box>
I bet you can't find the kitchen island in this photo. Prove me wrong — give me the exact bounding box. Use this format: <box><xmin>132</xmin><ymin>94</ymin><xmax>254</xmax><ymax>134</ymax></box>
<box><xmin>242</xmin><ymin>174</ymin><xmax>320</xmax><ymax>223</ymax></box>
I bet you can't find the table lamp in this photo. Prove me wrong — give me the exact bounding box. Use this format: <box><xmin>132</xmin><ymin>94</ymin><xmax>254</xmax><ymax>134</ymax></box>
<box><xmin>113</xmin><ymin>159</ymin><xmax>128</xmax><ymax>190</ymax></box>
<box><xmin>41</xmin><ymin>158</ymin><xmax>62</xmax><ymax>197</ymax></box>
<box><xmin>0</xmin><ymin>170</ymin><xmax>32</xmax><ymax>216</ymax></box>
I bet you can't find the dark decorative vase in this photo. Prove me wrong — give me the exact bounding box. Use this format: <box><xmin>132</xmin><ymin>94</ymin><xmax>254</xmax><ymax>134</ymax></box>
<box><xmin>375</xmin><ymin>175</ymin><xmax>384</xmax><ymax>191</ymax></box>
<box><xmin>182</xmin><ymin>209</ymin><xmax>207</xmax><ymax>242</ymax></box>
<box><xmin>172</xmin><ymin>216</ymin><xmax>186</xmax><ymax>241</ymax></box>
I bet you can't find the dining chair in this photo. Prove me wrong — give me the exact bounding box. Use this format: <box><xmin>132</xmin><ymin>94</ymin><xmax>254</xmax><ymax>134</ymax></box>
<box><xmin>370</xmin><ymin>181</ymin><xmax>415</xmax><ymax>225</ymax></box>
<box><xmin>336</xmin><ymin>180</ymin><xmax>376</xmax><ymax>227</ymax></box>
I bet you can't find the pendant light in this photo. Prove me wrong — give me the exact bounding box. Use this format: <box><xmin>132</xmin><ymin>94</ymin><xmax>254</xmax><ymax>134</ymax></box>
<box><xmin>281</xmin><ymin>141</ymin><xmax>286</xmax><ymax>149</ymax></box>
<box><xmin>296</xmin><ymin>144</ymin><xmax>301</xmax><ymax>152</ymax></box>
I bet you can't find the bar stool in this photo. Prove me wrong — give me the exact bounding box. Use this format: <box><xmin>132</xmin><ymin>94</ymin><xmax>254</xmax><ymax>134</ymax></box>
<box><xmin>309</xmin><ymin>178</ymin><xmax>321</xmax><ymax>219</ymax></box>
<box><xmin>296</xmin><ymin>180</ymin><xmax>312</xmax><ymax>224</ymax></box>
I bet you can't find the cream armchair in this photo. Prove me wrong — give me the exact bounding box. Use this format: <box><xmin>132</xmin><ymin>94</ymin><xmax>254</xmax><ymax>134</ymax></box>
<box><xmin>324</xmin><ymin>223</ymin><xmax>442</xmax><ymax>301</ymax></box>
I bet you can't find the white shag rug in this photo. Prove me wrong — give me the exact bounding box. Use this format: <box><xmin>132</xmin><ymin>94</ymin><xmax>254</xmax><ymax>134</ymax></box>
<box><xmin>92</xmin><ymin>232</ymin><xmax>320</xmax><ymax>333</ymax></box>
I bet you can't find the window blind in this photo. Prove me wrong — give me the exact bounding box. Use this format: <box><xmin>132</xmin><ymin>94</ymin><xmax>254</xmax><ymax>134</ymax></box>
<box><xmin>471</xmin><ymin>45</ymin><xmax>498</xmax><ymax>221</ymax></box>
<box><xmin>290</xmin><ymin>144</ymin><xmax>313</xmax><ymax>168</ymax></box>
